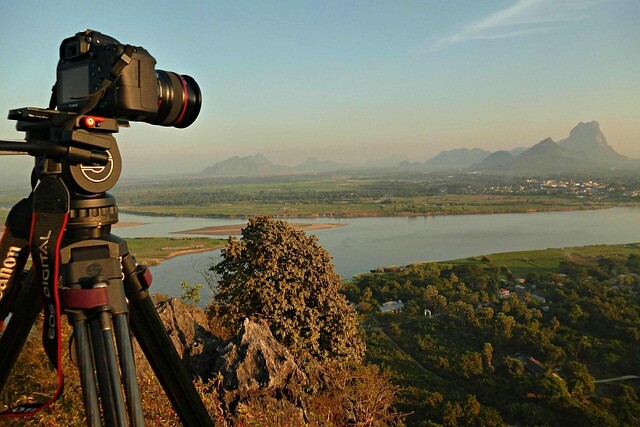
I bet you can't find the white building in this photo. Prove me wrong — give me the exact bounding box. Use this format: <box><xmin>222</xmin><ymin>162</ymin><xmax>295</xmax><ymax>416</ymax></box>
<box><xmin>380</xmin><ymin>300</ymin><xmax>404</xmax><ymax>313</ymax></box>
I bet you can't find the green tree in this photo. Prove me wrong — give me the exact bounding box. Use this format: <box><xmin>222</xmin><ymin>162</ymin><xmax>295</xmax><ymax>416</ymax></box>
<box><xmin>357</xmin><ymin>287</ymin><xmax>378</xmax><ymax>313</ymax></box>
<box><xmin>459</xmin><ymin>351</ymin><xmax>484</xmax><ymax>378</ymax></box>
<box><xmin>504</xmin><ymin>356</ymin><xmax>525</xmax><ymax>377</ymax></box>
<box><xmin>568</xmin><ymin>304</ymin><xmax>587</xmax><ymax>326</ymax></box>
<box><xmin>495</xmin><ymin>312</ymin><xmax>516</xmax><ymax>340</ymax></box>
<box><xmin>423</xmin><ymin>285</ymin><xmax>447</xmax><ymax>313</ymax></box>
<box><xmin>482</xmin><ymin>343</ymin><xmax>494</xmax><ymax>374</ymax></box>
<box><xmin>442</xmin><ymin>401</ymin><xmax>463</xmax><ymax>426</ymax></box>
<box><xmin>535</xmin><ymin>376</ymin><xmax>570</xmax><ymax>401</ymax></box>
<box><xmin>418</xmin><ymin>333</ymin><xmax>436</xmax><ymax>352</ymax></box>
<box><xmin>179</xmin><ymin>281</ymin><xmax>203</xmax><ymax>304</ymax></box>
<box><xmin>626</xmin><ymin>253</ymin><xmax>640</xmax><ymax>273</ymax></box>
<box><xmin>564</xmin><ymin>361</ymin><xmax>595</xmax><ymax>398</ymax></box>
<box><xmin>476</xmin><ymin>306</ymin><xmax>494</xmax><ymax>327</ymax></box>
<box><xmin>613</xmin><ymin>385</ymin><xmax>640</xmax><ymax>425</ymax></box>
<box><xmin>212</xmin><ymin>216</ymin><xmax>365</xmax><ymax>362</ymax></box>
<box><xmin>446</xmin><ymin>301</ymin><xmax>479</xmax><ymax>327</ymax></box>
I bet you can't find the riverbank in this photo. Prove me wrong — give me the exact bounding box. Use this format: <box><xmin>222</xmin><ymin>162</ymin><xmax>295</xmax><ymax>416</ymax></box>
<box><xmin>128</xmin><ymin>223</ymin><xmax>345</xmax><ymax>264</ymax></box>
<box><xmin>125</xmin><ymin>237</ymin><xmax>226</xmax><ymax>266</ymax></box>
<box><xmin>119</xmin><ymin>200</ymin><xmax>617</xmax><ymax>219</ymax></box>
<box><xmin>173</xmin><ymin>222</ymin><xmax>345</xmax><ymax>236</ymax></box>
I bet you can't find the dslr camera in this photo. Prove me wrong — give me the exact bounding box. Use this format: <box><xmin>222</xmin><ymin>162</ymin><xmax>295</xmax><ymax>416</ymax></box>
<box><xmin>56</xmin><ymin>29</ymin><xmax>201</xmax><ymax>128</ymax></box>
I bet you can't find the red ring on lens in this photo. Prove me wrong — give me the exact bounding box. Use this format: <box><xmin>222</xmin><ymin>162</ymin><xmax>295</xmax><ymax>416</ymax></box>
<box><xmin>174</xmin><ymin>73</ymin><xmax>190</xmax><ymax>127</ymax></box>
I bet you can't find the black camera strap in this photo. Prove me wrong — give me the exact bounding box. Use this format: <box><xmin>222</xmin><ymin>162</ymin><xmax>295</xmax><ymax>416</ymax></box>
<box><xmin>0</xmin><ymin>168</ymin><xmax>69</xmax><ymax>418</ymax></box>
<box><xmin>62</xmin><ymin>44</ymin><xmax>136</xmax><ymax>130</ymax></box>
<box><xmin>0</xmin><ymin>198</ymin><xmax>32</xmax><ymax>331</ymax></box>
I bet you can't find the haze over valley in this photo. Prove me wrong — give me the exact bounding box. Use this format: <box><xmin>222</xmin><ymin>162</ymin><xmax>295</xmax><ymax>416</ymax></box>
<box><xmin>198</xmin><ymin>121</ymin><xmax>638</xmax><ymax>178</ymax></box>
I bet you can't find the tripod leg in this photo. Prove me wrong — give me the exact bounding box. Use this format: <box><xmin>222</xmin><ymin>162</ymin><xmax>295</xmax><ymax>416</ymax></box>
<box><xmin>60</xmin><ymin>237</ymin><xmax>144</xmax><ymax>426</ymax></box>
<box><xmin>88</xmin><ymin>307</ymin><xmax>127</xmax><ymax>427</ymax></box>
<box><xmin>71</xmin><ymin>317</ymin><xmax>102</xmax><ymax>426</ymax></box>
<box><xmin>121</xmin><ymin>253</ymin><xmax>214</xmax><ymax>427</ymax></box>
<box><xmin>0</xmin><ymin>271</ymin><xmax>41</xmax><ymax>392</ymax></box>
<box><xmin>113</xmin><ymin>314</ymin><xmax>144</xmax><ymax>426</ymax></box>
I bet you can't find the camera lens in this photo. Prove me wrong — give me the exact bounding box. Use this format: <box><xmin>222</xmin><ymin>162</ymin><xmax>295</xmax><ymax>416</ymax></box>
<box><xmin>148</xmin><ymin>70</ymin><xmax>202</xmax><ymax>128</ymax></box>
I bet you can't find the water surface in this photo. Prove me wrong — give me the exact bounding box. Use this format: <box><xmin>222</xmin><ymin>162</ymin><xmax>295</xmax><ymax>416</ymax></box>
<box><xmin>115</xmin><ymin>208</ymin><xmax>640</xmax><ymax>298</ymax></box>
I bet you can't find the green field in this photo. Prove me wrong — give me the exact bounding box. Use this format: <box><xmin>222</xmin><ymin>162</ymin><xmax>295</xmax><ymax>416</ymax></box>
<box><xmin>107</xmin><ymin>173</ymin><xmax>626</xmax><ymax>218</ymax></box>
<box><xmin>3</xmin><ymin>172</ymin><xmax>636</xmax><ymax>219</ymax></box>
<box><xmin>446</xmin><ymin>243</ymin><xmax>640</xmax><ymax>275</ymax></box>
<box><xmin>124</xmin><ymin>236</ymin><xmax>227</xmax><ymax>265</ymax></box>
<box><xmin>119</xmin><ymin>194</ymin><xmax>606</xmax><ymax>218</ymax></box>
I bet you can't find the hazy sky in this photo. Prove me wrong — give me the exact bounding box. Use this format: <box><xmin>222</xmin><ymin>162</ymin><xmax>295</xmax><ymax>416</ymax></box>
<box><xmin>0</xmin><ymin>0</ymin><xmax>638</xmax><ymax>178</ymax></box>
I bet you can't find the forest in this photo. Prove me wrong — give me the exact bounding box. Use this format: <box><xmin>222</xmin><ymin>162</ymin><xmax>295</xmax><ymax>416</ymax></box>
<box><xmin>343</xmin><ymin>249</ymin><xmax>640</xmax><ymax>425</ymax></box>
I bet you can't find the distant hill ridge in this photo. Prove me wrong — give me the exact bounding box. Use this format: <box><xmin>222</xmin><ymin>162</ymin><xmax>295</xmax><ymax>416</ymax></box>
<box><xmin>199</xmin><ymin>154</ymin><xmax>409</xmax><ymax>176</ymax></box>
<box><xmin>424</xmin><ymin>148</ymin><xmax>491</xmax><ymax>169</ymax></box>
<box><xmin>472</xmin><ymin>122</ymin><xmax>632</xmax><ymax>174</ymax></box>
<box><xmin>199</xmin><ymin>121</ymin><xmax>636</xmax><ymax>177</ymax></box>
<box><xmin>200</xmin><ymin>154</ymin><xmax>288</xmax><ymax>177</ymax></box>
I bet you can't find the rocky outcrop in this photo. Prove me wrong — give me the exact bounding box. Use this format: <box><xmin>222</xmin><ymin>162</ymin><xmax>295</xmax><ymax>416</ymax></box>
<box><xmin>133</xmin><ymin>298</ymin><xmax>333</xmax><ymax>422</ymax></box>
<box><xmin>141</xmin><ymin>299</ymin><xmax>319</xmax><ymax>405</ymax></box>
<box><xmin>214</xmin><ymin>318</ymin><xmax>311</xmax><ymax>414</ymax></box>
<box><xmin>138</xmin><ymin>297</ymin><xmax>221</xmax><ymax>378</ymax></box>
<box><xmin>131</xmin><ymin>298</ymin><xmax>399</xmax><ymax>424</ymax></box>
<box><xmin>215</xmin><ymin>318</ymin><xmax>304</xmax><ymax>392</ymax></box>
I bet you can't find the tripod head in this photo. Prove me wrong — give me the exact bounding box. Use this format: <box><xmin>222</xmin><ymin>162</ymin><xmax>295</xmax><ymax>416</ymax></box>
<box><xmin>0</xmin><ymin>107</ymin><xmax>124</xmax><ymax>196</ymax></box>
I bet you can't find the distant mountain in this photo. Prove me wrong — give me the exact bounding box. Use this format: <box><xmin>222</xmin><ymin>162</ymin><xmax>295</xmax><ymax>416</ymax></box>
<box><xmin>558</xmin><ymin>121</ymin><xmax>627</xmax><ymax>162</ymax></box>
<box><xmin>424</xmin><ymin>148</ymin><xmax>491</xmax><ymax>169</ymax></box>
<box><xmin>398</xmin><ymin>160</ymin><xmax>423</xmax><ymax>169</ymax></box>
<box><xmin>196</xmin><ymin>122</ymin><xmax>634</xmax><ymax>177</ymax></box>
<box><xmin>200</xmin><ymin>154</ymin><xmax>288</xmax><ymax>176</ymax></box>
<box><xmin>362</xmin><ymin>155</ymin><xmax>407</xmax><ymax>169</ymax></box>
<box><xmin>200</xmin><ymin>154</ymin><xmax>414</xmax><ymax>176</ymax></box>
<box><xmin>297</xmin><ymin>157</ymin><xmax>348</xmax><ymax>171</ymax></box>
<box><xmin>480</xmin><ymin>122</ymin><xmax>631</xmax><ymax>175</ymax></box>
<box><xmin>473</xmin><ymin>150</ymin><xmax>514</xmax><ymax>170</ymax></box>
<box><xmin>504</xmin><ymin>138</ymin><xmax>586</xmax><ymax>174</ymax></box>
<box><xmin>509</xmin><ymin>147</ymin><xmax>528</xmax><ymax>156</ymax></box>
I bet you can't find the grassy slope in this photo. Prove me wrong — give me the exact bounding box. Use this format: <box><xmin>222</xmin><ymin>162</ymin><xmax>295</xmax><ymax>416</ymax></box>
<box><xmin>446</xmin><ymin>243</ymin><xmax>640</xmax><ymax>275</ymax></box>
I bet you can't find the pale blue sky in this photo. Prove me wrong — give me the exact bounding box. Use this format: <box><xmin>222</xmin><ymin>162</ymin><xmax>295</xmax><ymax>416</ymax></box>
<box><xmin>0</xmin><ymin>0</ymin><xmax>638</xmax><ymax>177</ymax></box>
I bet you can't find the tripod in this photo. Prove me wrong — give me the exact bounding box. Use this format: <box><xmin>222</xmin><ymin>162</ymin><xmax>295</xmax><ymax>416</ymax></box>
<box><xmin>0</xmin><ymin>108</ymin><xmax>214</xmax><ymax>426</ymax></box>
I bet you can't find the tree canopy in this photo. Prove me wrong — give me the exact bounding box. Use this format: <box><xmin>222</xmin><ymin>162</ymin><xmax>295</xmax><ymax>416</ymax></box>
<box><xmin>212</xmin><ymin>215</ymin><xmax>365</xmax><ymax>363</ymax></box>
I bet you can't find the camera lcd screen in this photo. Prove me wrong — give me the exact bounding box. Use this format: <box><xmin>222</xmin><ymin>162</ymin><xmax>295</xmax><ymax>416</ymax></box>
<box><xmin>59</xmin><ymin>65</ymin><xmax>90</xmax><ymax>104</ymax></box>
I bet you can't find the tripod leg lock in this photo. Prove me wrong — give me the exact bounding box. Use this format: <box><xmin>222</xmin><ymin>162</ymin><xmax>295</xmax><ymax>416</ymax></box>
<box><xmin>60</xmin><ymin>287</ymin><xmax>109</xmax><ymax>310</ymax></box>
<box><xmin>121</xmin><ymin>253</ymin><xmax>153</xmax><ymax>301</ymax></box>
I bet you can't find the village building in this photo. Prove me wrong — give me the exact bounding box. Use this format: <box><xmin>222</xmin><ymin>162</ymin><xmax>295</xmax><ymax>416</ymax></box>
<box><xmin>380</xmin><ymin>300</ymin><xmax>404</xmax><ymax>313</ymax></box>
<box><xmin>498</xmin><ymin>288</ymin><xmax>510</xmax><ymax>299</ymax></box>
<box><xmin>514</xmin><ymin>353</ymin><xmax>547</xmax><ymax>375</ymax></box>
<box><xmin>530</xmin><ymin>294</ymin><xmax>546</xmax><ymax>304</ymax></box>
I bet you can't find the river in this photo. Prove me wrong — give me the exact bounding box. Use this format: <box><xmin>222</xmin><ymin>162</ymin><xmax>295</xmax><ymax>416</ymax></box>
<box><xmin>114</xmin><ymin>207</ymin><xmax>640</xmax><ymax>299</ymax></box>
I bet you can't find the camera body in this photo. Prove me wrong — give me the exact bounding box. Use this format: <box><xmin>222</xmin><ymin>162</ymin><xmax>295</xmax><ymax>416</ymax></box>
<box><xmin>57</xmin><ymin>30</ymin><xmax>158</xmax><ymax>120</ymax></box>
<box><xmin>56</xmin><ymin>30</ymin><xmax>201</xmax><ymax>128</ymax></box>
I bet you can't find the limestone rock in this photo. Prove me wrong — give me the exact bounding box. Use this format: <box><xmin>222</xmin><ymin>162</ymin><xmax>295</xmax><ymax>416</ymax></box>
<box><xmin>147</xmin><ymin>297</ymin><xmax>221</xmax><ymax>378</ymax></box>
<box><xmin>214</xmin><ymin>318</ymin><xmax>306</xmax><ymax>402</ymax></box>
